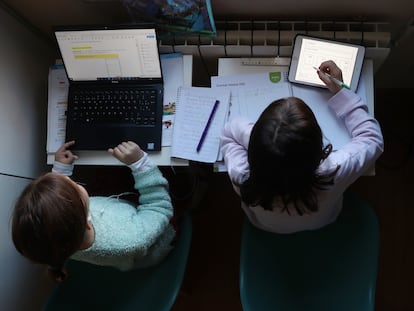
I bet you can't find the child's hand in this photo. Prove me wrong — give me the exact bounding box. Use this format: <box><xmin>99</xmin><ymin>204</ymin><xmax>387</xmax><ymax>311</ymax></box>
<box><xmin>55</xmin><ymin>141</ymin><xmax>79</xmax><ymax>164</ymax></box>
<box><xmin>108</xmin><ymin>141</ymin><xmax>144</xmax><ymax>165</ymax></box>
<box><xmin>317</xmin><ymin>60</ymin><xmax>344</xmax><ymax>94</ymax></box>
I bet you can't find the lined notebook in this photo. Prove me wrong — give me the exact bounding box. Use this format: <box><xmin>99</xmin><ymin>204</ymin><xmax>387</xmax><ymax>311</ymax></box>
<box><xmin>171</xmin><ymin>86</ymin><xmax>230</xmax><ymax>163</ymax></box>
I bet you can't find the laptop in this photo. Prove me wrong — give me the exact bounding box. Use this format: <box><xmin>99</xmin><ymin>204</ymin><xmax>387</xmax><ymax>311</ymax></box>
<box><xmin>54</xmin><ymin>23</ymin><xmax>164</xmax><ymax>151</ymax></box>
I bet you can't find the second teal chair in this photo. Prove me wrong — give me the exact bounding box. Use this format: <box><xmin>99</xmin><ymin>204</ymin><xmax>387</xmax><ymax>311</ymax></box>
<box><xmin>43</xmin><ymin>212</ymin><xmax>192</xmax><ymax>311</ymax></box>
<box><xmin>239</xmin><ymin>192</ymin><xmax>380</xmax><ymax>311</ymax></box>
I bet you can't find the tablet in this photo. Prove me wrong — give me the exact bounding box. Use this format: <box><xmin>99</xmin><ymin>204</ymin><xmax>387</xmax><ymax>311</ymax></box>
<box><xmin>288</xmin><ymin>35</ymin><xmax>365</xmax><ymax>92</ymax></box>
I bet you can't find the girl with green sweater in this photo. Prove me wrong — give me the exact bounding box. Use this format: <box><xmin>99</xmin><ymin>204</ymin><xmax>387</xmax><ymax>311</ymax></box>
<box><xmin>12</xmin><ymin>141</ymin><xmax>175</xmax><ymax>282</ymax></box>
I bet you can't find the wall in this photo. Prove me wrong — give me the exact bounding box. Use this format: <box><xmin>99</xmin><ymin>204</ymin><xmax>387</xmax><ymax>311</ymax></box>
<box><xmin>0</xmin><ymin>5</ymin><xmax>56</xmax><ymax>311</ymax></box>
<box><xmin>1</xmin><ymin>0</ymin><xmax>414</xmax><ymax>88</ymax></box>
<box><xmin>374</xmin><ymin>17</ymin><xmax>414</xmax><ymax>88</ymax></box>
<box><xmin>210</xmin><ymin>0</ymin><xmax>414</xmax><ymax>20</ymax></box>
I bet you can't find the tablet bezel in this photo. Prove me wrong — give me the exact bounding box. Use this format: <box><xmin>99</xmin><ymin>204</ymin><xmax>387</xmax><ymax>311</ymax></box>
<box><xmin>288</xmin><ymin>34</ymin><xmax>365</xmax><ymax>92</ymax></box>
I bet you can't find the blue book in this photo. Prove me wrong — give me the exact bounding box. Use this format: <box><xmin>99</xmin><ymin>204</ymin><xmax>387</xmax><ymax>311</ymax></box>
<box><xmin>122</xmin><ymin>0</ymin><xmax>216</xmax><ymax>37</ymax></box>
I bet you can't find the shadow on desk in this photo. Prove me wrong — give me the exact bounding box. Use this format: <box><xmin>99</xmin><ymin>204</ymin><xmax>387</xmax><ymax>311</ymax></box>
<box><xmin>70</xmin><ymin>161</ymin><xmax>211</xmax><ymax>214</ymax></box>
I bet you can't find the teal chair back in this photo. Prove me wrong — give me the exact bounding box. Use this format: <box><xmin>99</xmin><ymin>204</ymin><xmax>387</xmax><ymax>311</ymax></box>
<box><xmin>43</xmin><ymin>213</ymin><xmax>192</xmax><ymax>311</ymax></box>
<box><xmin>239</xmin><ymin>192</ymin><xmax>379</xmax><ymax>311</ymax></box>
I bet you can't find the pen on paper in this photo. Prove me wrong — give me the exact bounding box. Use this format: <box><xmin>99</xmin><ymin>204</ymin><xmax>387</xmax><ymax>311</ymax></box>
<box><xmin>313</xmin><ymin>66</ymin><xmax>350</xmax><ymax>90</ymax></box>
<box><xmin>196</xmin><ymin>100</ymin><xmax>220</xmax><ymax>153</ymax></box>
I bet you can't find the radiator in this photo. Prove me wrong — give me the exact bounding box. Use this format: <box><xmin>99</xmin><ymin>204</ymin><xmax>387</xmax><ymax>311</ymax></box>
<box><xmin>158</xmin><ymin>20</ymin><xmax>391</xmax><ymax>83</ymax></box>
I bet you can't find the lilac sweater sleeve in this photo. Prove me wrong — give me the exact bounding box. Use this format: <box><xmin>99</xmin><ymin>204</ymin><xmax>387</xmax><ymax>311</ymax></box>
<box><xmin>220</xmin><ymin>117</ymin><xmax>254</xmax><ymax>186</ymax></box>
<box><xmin>322</xmin><ymin>89</ymin><xmax>384</xmax><ymax>186</ymax></box>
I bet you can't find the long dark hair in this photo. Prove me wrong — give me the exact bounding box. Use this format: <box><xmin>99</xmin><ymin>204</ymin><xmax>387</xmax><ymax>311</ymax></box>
<box><xmin>240</xmin><ymin>97</ymin><xmax>338</xmax><ymax>215</ymax></box>
<box><xmin>11</xmin><ymin>173</ymin><xmax>87</xmax><ymax>282</ymax></box>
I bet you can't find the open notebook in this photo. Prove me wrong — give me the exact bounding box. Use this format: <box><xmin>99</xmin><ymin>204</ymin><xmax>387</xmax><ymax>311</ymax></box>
<box><xmin>171</xmin><ymin>86</ymin><xmax>231</xmax><ymax>163</ymax></box>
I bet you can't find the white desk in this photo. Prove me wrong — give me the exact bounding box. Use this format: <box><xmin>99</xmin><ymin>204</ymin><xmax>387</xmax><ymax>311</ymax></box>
<box><xmin>47</xmin><ymin>55</ymin><xmax>192</xmax><ymax>166</ymax></box>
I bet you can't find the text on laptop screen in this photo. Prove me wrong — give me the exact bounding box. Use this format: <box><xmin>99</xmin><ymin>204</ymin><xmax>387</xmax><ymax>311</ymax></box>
<box><xmin>55</xmin><ymin>28</ymin><xmax>162</xmax><ymax>81</ymax></box>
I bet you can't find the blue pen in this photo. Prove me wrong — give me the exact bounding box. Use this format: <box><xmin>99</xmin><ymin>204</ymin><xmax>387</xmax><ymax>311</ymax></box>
<box><xmin>196</xmin><ymin>100</ymin><xmax>220</xmax><ymax>152</ymax></box>
<box><xmin>313</xmin><ymin>66</ymin><xmax>350</xmax><ymax>90</ymax></box>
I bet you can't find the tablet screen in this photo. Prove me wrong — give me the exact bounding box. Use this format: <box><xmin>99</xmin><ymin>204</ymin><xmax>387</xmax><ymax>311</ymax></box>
<box><xmin>288</xmin><ymin>35</ymin><xmax>365</xmax><ymax>91</ymax></box>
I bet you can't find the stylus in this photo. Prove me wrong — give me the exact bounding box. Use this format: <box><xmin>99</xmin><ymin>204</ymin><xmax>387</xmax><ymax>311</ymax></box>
<box><xmin>313</xmin><ymin>66</ymin><xmax>351</xmax><ymax>90</ymax></box>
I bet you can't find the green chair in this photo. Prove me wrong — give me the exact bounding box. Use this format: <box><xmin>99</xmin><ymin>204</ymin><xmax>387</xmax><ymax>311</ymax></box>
<box><xmin>43</xmin><ymin>212</ymin><xmax>192</xmax><ymax>311</ymax></box>
<box><xmin>239</xmin><ymin>192</ymin><xmax>379</xmax><ymax>311</ymax></box>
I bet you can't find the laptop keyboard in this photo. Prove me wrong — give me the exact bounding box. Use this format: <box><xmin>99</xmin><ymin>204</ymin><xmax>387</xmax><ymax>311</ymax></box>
<box><xmin>69</xmin><ymin>88</ymin><xmax>158</xmax><ymax>126</ymax></box>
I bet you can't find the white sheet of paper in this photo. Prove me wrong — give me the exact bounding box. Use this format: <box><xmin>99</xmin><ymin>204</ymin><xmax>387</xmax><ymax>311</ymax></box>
<box><xmin>291</xmin><ymin>84</ymin><xmax>351</xmax><ymax>149</ymax></box>
<box><xmin>47</xmin><ymin>64</ymin><xmax>69</xmax><ymax>153</ymax></box>
<box><xmin>160</xmin><ymin>53</ymin><xmax>184</xmax><ymax>147</ymax></box>
<box><xmin>212</xmin><ymin>71</ymin><xmax>291</xmax><ymax>122</ymax></box>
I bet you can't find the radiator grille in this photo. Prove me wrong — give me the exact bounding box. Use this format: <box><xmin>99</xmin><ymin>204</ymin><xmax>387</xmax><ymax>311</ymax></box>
<box><xmin>159</xmin><ymin>20</ymin><xmax>391</xmax><ymax>78</ymax></box>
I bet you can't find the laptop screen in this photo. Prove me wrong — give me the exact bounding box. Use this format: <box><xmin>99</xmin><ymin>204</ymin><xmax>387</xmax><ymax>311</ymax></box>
<box><xmin>54</xmin><ymin>26</ymin><xmax>162</xmax><ymax>82</ymax></box>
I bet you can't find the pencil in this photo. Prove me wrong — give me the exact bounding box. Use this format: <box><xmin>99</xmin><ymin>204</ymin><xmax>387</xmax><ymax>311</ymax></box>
<box><xmin>196</xmin><ymin>100</ymin><xmax>220</xmax><ymax>152</ymax></box>
<box><xmin>313</xmin><ymin>66</ymin><xmax>350</xmax><ymax>90</ymax></box>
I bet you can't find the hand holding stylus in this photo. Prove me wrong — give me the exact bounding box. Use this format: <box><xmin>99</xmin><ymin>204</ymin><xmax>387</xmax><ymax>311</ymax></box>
<box><xmin>315</xmin><ymin>61</ymin><xmax>347</xmax><ymax>94</ymax></box>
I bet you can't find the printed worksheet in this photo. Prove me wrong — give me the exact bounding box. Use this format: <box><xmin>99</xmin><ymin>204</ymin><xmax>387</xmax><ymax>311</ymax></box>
<box><xmin>211</xmin><ymin>71</ymin><xmax>291</xmax><ymax>122</ymax></box>
<box><xmin>47</xmin><ymin>64</ymin><xmax>68</xmax><ymax>153</ymax></box>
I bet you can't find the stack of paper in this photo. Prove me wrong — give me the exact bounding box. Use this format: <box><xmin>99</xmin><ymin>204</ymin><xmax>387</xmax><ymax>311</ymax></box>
<box><xmin>211</xmin><ymin>71</ymin><xmax>352</xmax><ymax>151</ymax></box>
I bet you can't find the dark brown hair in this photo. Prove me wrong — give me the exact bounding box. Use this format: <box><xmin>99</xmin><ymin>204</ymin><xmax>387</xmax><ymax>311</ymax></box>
<box><xmin>11</xmin><ymin>173</ymin><xmax>87</xmax><ymax>282</ymax></box>
<box><xmin>240</xmin><ymin>97</ymin><xmax>338</xmax><ymax>215</ymax></box>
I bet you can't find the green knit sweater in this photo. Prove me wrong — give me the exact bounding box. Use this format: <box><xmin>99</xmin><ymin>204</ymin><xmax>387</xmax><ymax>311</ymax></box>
<box><xmin>70</xmin><ymin>165</ymin><xmax>175</xmax><ymax>270</ymax></box>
